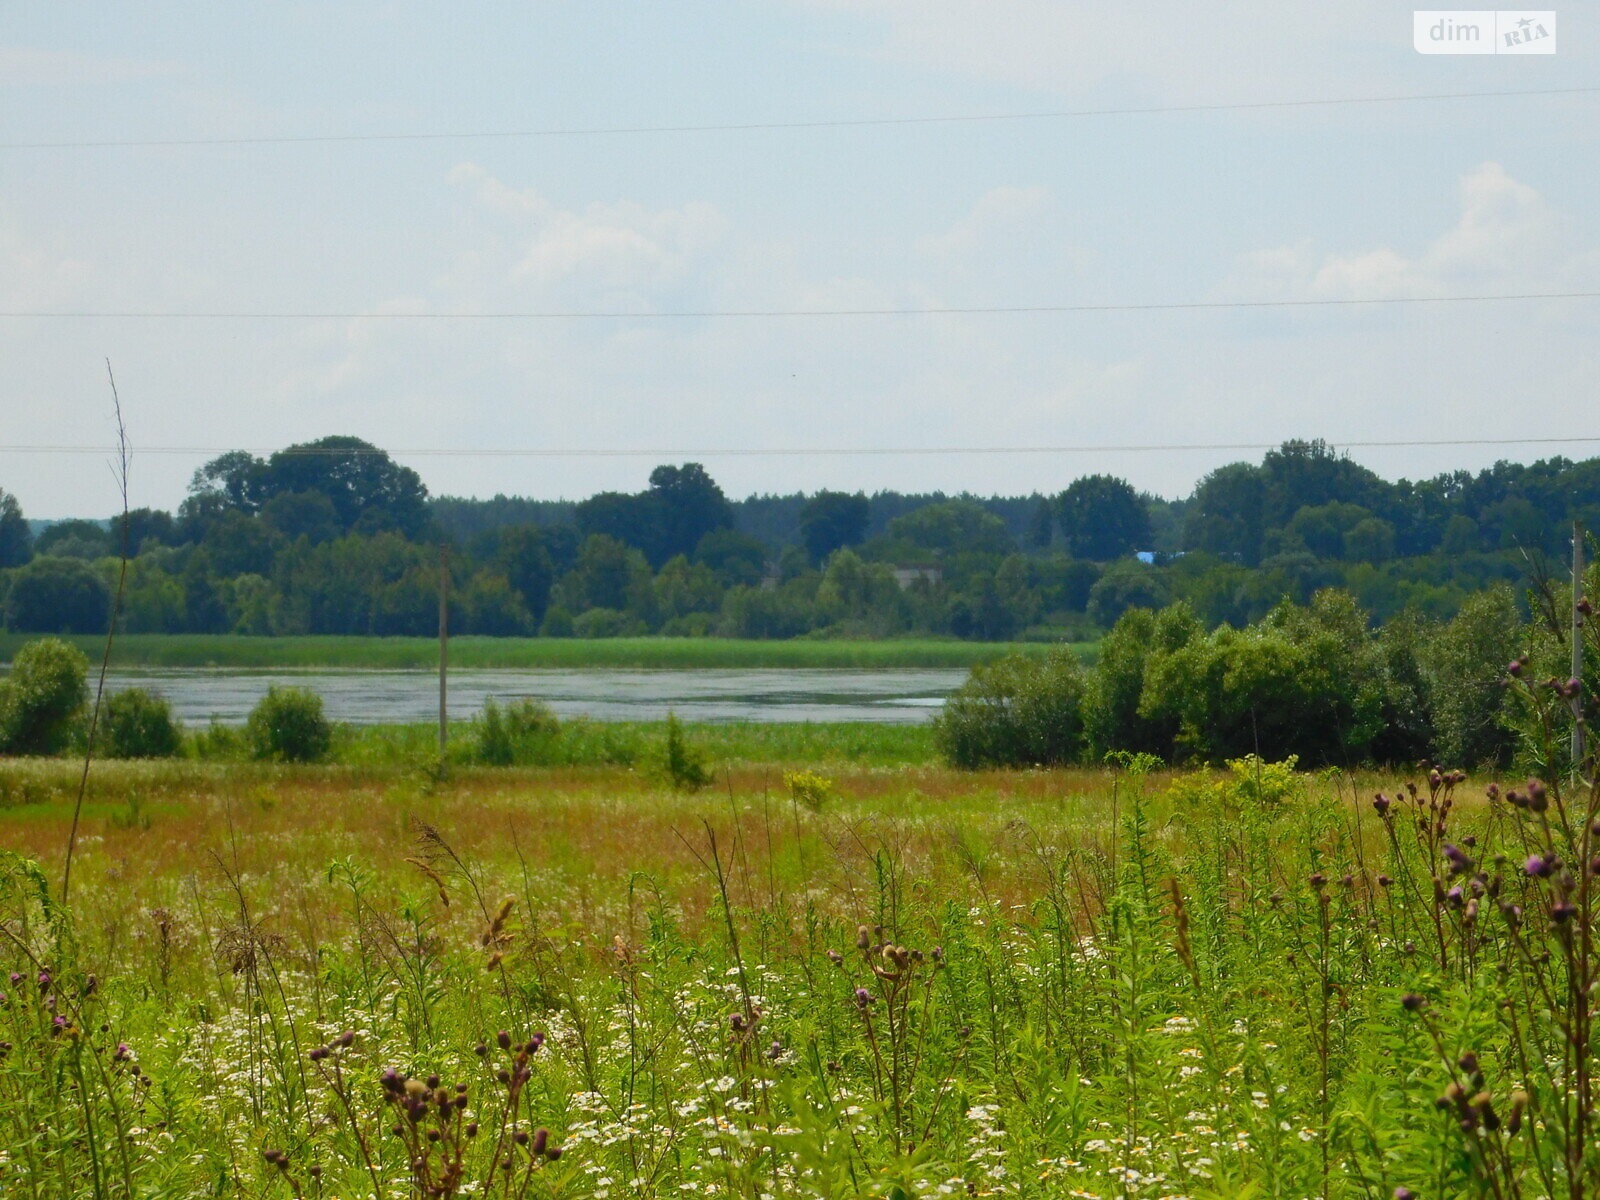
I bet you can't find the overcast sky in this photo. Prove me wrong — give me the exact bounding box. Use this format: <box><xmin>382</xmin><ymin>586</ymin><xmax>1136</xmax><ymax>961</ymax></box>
<box><xmin>4</xmin><ymin>3</ymin><xmax>1597</xmax><ymax>519</ymax></box>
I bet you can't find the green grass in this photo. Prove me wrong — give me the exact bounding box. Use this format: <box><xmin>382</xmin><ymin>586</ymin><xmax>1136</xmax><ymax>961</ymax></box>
<box><xmin>5</xmin><ymin>754</ymin><xmax>1586</xmax><ymax>1197</ymax></box>
<box><xmin>321</xmin><ymin>718</ymin><xmax>937</xmax><ymax>769</ymax></box>
<box><xmin>0</xmin><ymin>632</ymin><xmax>1095</xmax><ymax>670</ymax></box>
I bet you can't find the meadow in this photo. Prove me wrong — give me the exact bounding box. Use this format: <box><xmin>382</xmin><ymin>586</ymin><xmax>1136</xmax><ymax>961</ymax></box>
<box><xmin>3</xmin><ymin>702</ymin><xmax>1598</xmax><ymax>1199</ymax></box>
<box><xmin>0</xmin><ymin>634</ymin><xmax>1088</xmax><ymax>672</ymax></box>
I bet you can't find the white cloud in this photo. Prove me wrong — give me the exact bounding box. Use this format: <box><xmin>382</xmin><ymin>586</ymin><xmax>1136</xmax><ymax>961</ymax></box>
<box><xmin>916</xmin><ymin>185</ymin><xmax>1048</xmax><ymax>259</ymax></box>
<box><xmin>1220</xmin><ymin>162</ymin><xmax>1572</xmax><ymax>301</ymax></box>
<box><xmin>445</xmin><ymin>163</ymin><xmax>728</xmax><ymax>298</ymax></box>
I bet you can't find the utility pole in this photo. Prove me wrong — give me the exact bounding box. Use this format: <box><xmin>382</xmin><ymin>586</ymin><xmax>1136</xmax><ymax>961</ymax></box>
<box><xmin>439</xmin><ymin>543</ymin><xmax>450</xmax><ymax>763</ymax></box>
<box><xmin>1573</xmin><ymin>520</ymin><xmax>1585</xmax><ymax>774</ymax></box>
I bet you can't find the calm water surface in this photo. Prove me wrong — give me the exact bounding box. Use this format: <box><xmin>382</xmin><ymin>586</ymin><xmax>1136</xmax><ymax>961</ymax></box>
<box><xmin>99</xmin><ymin>668</ymin><xmax>966</xmax><ymax>726</ymax></box>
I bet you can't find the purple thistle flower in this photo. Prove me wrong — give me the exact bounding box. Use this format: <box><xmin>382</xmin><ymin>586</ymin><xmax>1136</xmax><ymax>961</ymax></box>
<box><xmin>1525</xmin><ymin>854</ymin><xmax>1551</xmax><ymax>878</ymax></box>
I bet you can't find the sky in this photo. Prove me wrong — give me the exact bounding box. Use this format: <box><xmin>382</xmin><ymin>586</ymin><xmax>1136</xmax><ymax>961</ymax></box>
<box><xmin>3</xmin><ymin>3</ymin><xmax>1597</xmax><ymax>519</ymax></box>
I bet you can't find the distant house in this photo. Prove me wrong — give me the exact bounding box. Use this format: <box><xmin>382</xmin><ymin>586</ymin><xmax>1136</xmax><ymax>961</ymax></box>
<box><xmin>891</xmin><ymin>563</ymin><xmax>942</xmax><ymax>589</ymax></box>
<box><xmin>1135</xmin><ymin>551</ymin><xmax>1156</xmax><ymax>564</ymax></box>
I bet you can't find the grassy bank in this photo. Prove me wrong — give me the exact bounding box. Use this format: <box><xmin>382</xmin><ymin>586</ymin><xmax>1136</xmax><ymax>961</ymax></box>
<box><xmin>0</xmin><ymin>632</ymin><xmax>1091</xmax><ymax>670</ymax></box>
<box><xmin>250</xmin><ymin>718</ymin><xmax>937</xmax><ymax>770</ymax></box>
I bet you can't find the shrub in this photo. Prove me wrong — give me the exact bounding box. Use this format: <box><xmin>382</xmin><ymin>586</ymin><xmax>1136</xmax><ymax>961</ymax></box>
<box><xmin>651</xmin><ymin>712</ymin><xmax>714</xmax><ymax>790</ymax></box>
<box><xmin>538</xmin><ymin>605</ymin><xmax>575</xmax><ymax>638</ymax></box>
<box><xmin>934</xmin><ymin>647</ymin><xmax>1087</xmax><ymax>769</ymax></box>
<box><xmin>784</xmin><ymin>768</ymin><xmax>834</xmax><ymax>812</ymax></box>
<box><xmin>572</xmin><ymin>607</ymin><xmax>646</xmax><ymax>638</ymax></box>
<box><xmin>102</xmin><ymin>688</ymin><xmax>182</xmax><ymax>759</ymax></box>
<box><xmin>245</xmin><ymin>685</ymin><xmax>331</xmax><ymax>762</ymax></box>
<box><xmin>474</xmin><ymin>697</ymin><xmax>560</xmax><ymax>766</ymax></box>
<box><xmin>3</xmin><ymin>557</ymin><xmax>112</xmax><ymax>633</ymax></box>
<box><xmin>0</xmin><ymin>637</ymin><xmax>89</xmax><ymax>755</ymax></box>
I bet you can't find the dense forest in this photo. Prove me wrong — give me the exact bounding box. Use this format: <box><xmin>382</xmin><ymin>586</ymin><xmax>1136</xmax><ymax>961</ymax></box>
<box><xmin>2</xmin><ymin>435</ymin><xmax>1597</xmax><ymax>641</ymax></box>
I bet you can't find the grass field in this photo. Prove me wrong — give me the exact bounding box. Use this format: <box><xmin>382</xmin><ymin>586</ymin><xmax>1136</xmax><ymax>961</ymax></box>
<box><xmin>0</xmin><ymin>633</ymin><xmax>1094</xmax><ymax>671</ymax></box>
<box><xmin>3</xmin><ymin>743</ymin><xmax>1595</xmax><ymax>1198</ymax></box>
<box><xmin>222</xmin><ymin>719</ymin><xmax>938</xmax><ymax>771</ymax></box>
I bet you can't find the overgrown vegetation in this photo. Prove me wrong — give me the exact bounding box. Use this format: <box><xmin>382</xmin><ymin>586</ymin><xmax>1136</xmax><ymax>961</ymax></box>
<box><xmin>4</xmin><ymin>638</ymin><xmax>1600</xmax><ymax>1195</ymax></box>
<box><xmin>936</xmin><ymin>572</ymin><xmax>1595</xmax><ymax>770</ymax></box>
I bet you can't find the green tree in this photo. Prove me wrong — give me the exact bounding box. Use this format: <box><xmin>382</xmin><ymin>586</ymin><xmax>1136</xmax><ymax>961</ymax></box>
<box><xmin>0</xmin><ymin>488</ymin><xmax>32</xmax><ymax>567</ymax></box>
<box><xmin>1085</xmin><ymin>602</ymin><xmax>1198</xmax><ymax>758</ymax></box>
<box><xmin>693</xmin><ymin>529</ymin><xmax>767</xmax><ymax>587</ymax></box>
<box><xmin>935</xmin><ymin>648</ymin><xmax>1087</xmax><ymax>768</ymax></box>
<box><xmin>35</xmin><ymin>519</ymin><xmax>110</xmax><ymax>559</ymax></box>
<box><xmin>886</xmin><ymin>500</ymin><xmax>1014</xmax><ymax>558</ymax></box>
<box><xmin>103</xmin><ymin>688</ymin><xmax>182</xmax><ymax>759</ymax></box>
<box><xmin>1421</xmin><ymin>584</ymin><xmax>1521</xmax><ymax>767</ymax></box>
<box><xmin>1055</xmin><ymin>475</ymin><xmax>1152</xmax><ymax>561</ymax></box>
<box><xmin>246</xmin><ymin>685</ymin><xmax>331</xmax><ymax>762</ymax></box>
<box><xmin>260</xmin><ymin>437</ymin><xmax>430</xmax><ymax>537</ymax></box>
<box><xmin>0</xmin><ymin>637</ymin><xmax>88</xmax><ymax>755</ymax></box>
<box><xmin>799</xmin><ymin>491</ymin><xmax>870</xmax><ymax>564</ymax></box>
<box><xmin>1087</xmin><ymin>559</ymin><xmax>1171</xmax><ymax>627</ymax></box>
<box><xmin>648</xmin><ymin>463</ymin><xmax>734</xmax><ymax>565</ymax></box>
<box><xmin>1184</xmin><ymin>462</ymin><xmax>1270</xmax><ymax>564</ymax></box>
<box><xmin>4</xmin><ymin>557</ymin><xmax>112</xmax><ymax>633</ymax></box>
<box><xmin>260</xmin><ymin>490</ymin><xmax>340</xmax><ymax>544</ymax></box>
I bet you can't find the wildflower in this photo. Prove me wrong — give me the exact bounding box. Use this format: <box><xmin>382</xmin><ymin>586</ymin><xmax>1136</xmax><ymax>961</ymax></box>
<box><xmin>1526</xmin><ymin>855</ymin><xmax>1552</xmax><ymax>878</ymax></box>
<box><xmin>1401</xmin><ymin>993</ymin><xmax>1427</xmax><ymax>1013</ymax></box>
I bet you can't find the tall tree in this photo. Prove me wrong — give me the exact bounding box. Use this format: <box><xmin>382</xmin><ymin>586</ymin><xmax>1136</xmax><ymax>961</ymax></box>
<box><xmin>647</xmin><ymin>463</ymin><xmax>733</xmax><ymax>566</ymax></box>
<box><xmin>0</xmin><ymin>489</ymin><xmax>33</xmax><ymax>568</ymax></box>
<box><xmin>260</xmin><ymin>437</ymin><xmax>430</xmax><ymax>538</ymax></box>
<box><xmin>799</xmin><ymin>491</ymin><xmax>870</xmax><ymax>564</ymax></box>
<box><xmin>1055</xmin><ymin>475</ymin><xmax>1151</xmax><ymax>561</ymax></box>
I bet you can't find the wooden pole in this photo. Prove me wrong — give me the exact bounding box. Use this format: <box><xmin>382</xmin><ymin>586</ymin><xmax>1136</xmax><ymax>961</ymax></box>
<box><xmin>1573</xmin><ymin>520</ymin><xmax>1585</xmax><ymax>774</ymax></box>
<box><xmin>439</xmin><ymin>543</ymin><xmax>450</xmax><ymax>762</ymax></box>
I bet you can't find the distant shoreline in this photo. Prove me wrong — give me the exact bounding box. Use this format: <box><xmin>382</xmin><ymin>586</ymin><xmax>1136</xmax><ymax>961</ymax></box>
<box><xmin>0</xmin><ymin>633</ymin><xmax>1096</xmax><ymax>671</ymax></box>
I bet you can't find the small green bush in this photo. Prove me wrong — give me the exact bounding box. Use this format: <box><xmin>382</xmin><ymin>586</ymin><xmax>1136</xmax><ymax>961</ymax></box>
<box><xmin>934</xmin><ymin>647</ymin><xmax>1087</xmax><ymax>769</ymax></box>
<box><xmin>0</xmin><ymin>636</ymin><xmax>89</xmax><ymax>756</ymax></box>
<box><xmin>103</xmin><ymin>688</ymin><xmax>182</xmax><ymax>759</ymax></box>
<box><xmin>245</xmin><ymin>685</ymin><xmax>331</xmax><ymax>763</ymax></box>
<box><xmin>651</xmin><ymin>712</ymin><xmax>714</xmax><ymax>791</ymax></box>
<box><xmin>474</xmin><ymin>697</ymin><xmax>560</xmax><ymax>766</ymax></box>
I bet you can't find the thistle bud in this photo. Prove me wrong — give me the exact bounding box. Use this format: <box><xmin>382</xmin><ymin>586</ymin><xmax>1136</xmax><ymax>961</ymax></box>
<box><xmin>497</xmin><ymin>1030</ymin><xmax>512</xmax><ymax>1050</ymax></box>
<box><xmin>1401</xmin><ymin>993</ymin><xmax>1427</xmax><ymax>1012</ymax></box>
<box><xmin>856</xmin><ymin>926</ymin><xmax>870</xmax><ymax>950</ymax></box>
<box><xmin>533</xmin><ymin>1127</ymin><xmax>549</xmax><ymax>1155</ymax></box>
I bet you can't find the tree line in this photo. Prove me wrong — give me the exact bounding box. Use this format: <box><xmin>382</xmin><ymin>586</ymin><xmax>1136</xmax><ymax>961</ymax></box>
<box><xmin>2</xmin><ymin>435</ymin><xmax>1597</xmax><ymax>641</ymax></box>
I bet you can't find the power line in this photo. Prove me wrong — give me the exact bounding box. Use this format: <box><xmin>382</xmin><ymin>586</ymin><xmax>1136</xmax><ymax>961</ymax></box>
<box><xmin>4</xmin><ymin>436</ymin><xmax>1599</xmax><ymax>460</ymax></box>
<box><xmin>3</xmin><ymin>290</ymin><xmax>1598</xmax><ymax>321</ymax></box>
<box><xmin>5</xmin><ymin>85</ymin><xmax>1597</xmax><ymax>150</ymax></box>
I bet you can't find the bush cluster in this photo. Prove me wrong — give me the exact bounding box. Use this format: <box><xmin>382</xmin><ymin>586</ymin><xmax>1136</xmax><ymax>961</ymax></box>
<box><xmin>937</xmin><ymin>579</ymin><xmax>1589</xmax><ymax>770</ymax></box>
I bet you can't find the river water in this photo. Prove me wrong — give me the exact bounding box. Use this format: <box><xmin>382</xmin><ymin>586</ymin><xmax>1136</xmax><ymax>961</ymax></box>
<box><xmin>99</xmin><ymin>668</ymin><xmax>967</xmax><ymax>726</ymax></box>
